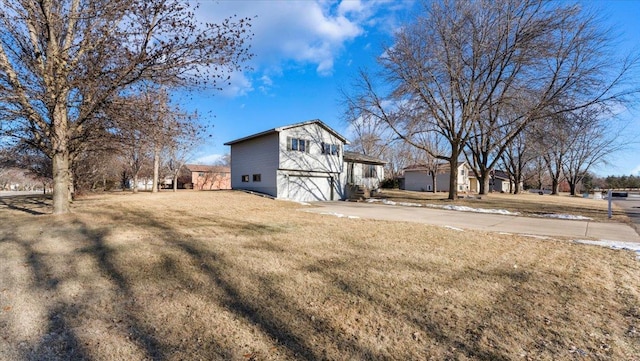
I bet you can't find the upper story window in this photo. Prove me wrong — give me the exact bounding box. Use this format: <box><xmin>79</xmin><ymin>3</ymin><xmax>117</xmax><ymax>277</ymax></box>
<box><xmin>321</xmin><ymin>142</ymin><xmax>340</xmax><ymax>156</ymax></box>
<box><xmin>287</xmin><ymin>137</ymin><xmax>309</xmax><ymax>153</ymax></box>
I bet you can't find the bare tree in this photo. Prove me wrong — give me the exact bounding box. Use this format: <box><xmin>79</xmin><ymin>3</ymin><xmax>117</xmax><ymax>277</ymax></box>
<box><xmin>561</xmin><ymin>106</ymin><xmax>626</xmax><ymax>195</ymax></box>
<box><xmin>165</xmin><ymin>115</ymin><xmax>204</xmax><ymax>192</ymax></box>
<box><xmin>344</xmin><ymin>111</ymin><xmax>393</xmax><ymax>159</ymax></box>
<box><xmin>0</xmin><ymin>0</ymin><xmax>252</xmax><ymax>214</ymax></box>
<box><xmin>498</xmin><ymin>128</ymin><xmax>538</xmax><ymax>194</ymax></box>
<box><xmin>344</xmin><ymin>0</ymin><xmax>638</xmax><ymax>199</ymax></box>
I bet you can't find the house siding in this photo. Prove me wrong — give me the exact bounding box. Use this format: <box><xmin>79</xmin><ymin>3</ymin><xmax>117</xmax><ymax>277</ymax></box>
<box><xmin>191</xmin><ymin>171</ymin><xmax>231</xmax><ymax>190</ymax></box>
<box><xmin>404</xmin><ymin>170</ymin><xmax>434</xmax><ymax>192</ymax></box>
<box><xmin>403</xmin><ymin>163</ymin><xmax>471</xmax><ymax>192</ymax></box>
<box><xmin>277</xmin><ymin>123</ymin><xmax>344</xmax><ymax>201</ymax></box>
<box><xmin>345</xmin><ymin>161</ymin><xmax>384</xmax><ymax>190</ymax></box>
<box><xmin>278</xmin><ymin>124</ymin><xmax>344</xmax><ymax>174</ymax></box>
<box><xmin>230</xmin><ymin>133</ymin><xmax>279</xmax><ymax>196</ymax></box>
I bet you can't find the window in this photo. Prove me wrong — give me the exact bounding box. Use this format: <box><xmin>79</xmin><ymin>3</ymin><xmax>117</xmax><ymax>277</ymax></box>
<box><xmin>241</xmin><ymin>175</ymin><xmax>249</xmax><ymax>182</ymax></box>
<box><xmin>198</xmin><ymin>172</ymin><xmax>205</xmax><ymax>177</ymax></box>
<box><xmin>288</xmin><ymin>137</ymin><xmax>308</xmax><ymax>152</ymax></box>
<box><xmin>363</xmin><ymin>164</ymin><xmax>377</xmax><ymax>178</ymax></box>
<box><xmin>252</xmin><ymin>174</ymin><xmax>261</xmax><ymax>182</ymax></box>
<box><xmin>321</xmin><ymin>142</ymin><xmax>340</xmax><ymax>156</ymax></box>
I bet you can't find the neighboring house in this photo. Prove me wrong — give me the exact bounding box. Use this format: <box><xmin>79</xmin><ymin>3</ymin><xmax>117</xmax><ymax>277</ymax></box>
<box><xmin>402</xmin><ymin>162</ymin><xmax>473</xmax><ymax>193</ymax></box>
<box><xmin>473</xmin><ymin>170</ymin><xmax>522</xmax><ymax>193</ymax></box>
<box><xmin>183</xmin><ymin>164</ymin><xmax>231</xmax><ymax>190</ymax></box>
<box><xmin>134</xmin><ymin>176</ymin><xmax>172</xmax><ymax>191</ymax></box>
<box><xmin>224</xmin><ymin>119</ymin><xmax>385</xmax><ymax>202</ymax></box>
<box><xmin>489</xmin><ymin>170</ymin><xmax>513</xmax><ymax>193</ymax></box>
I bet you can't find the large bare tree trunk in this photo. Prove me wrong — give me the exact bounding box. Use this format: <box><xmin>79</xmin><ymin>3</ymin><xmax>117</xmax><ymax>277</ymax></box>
<box><xmin>132</xmin><ymin>172</ymin><xmax>139</xmax><ymax>193</ymax></box>
<box><xmin>52</xmin><ymin>104</ymin><xmax>71</xmax><ymax>214</ymax></box>
<box><xmin>513</xmin><ymin>177</ymin><xmax>522</xmax><ymax>194</ymax></box>
<box><xmin>551</xmin><ymin>178</ymin><xmax>560</xmax><ymax>195</ymax></box>
<box><xmin>52</xmin><ymin>152</ymin><xmax>71</xmax><ymax>214</ymax></box>
<box><xmin>431</xmin><ymin>172</ymin><xmax>437</xmax><ymax>193</ymax></box>
<box><xmin>479</xmin><ymin>169</ymin><xmax>491</xmax><ymax>195</ymax></box>
<box><xmin>448</xmin><ymin>157</ymin><xmax>458</xmax><ymax>200</ymax></box>
<box><xmin>152</xmin><ymin>144</ymin><xmax>160</xmax><ymax>193</ymax></box>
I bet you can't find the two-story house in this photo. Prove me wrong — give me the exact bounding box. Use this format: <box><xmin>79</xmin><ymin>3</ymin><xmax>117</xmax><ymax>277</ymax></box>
<box><xmin>224</xmin><ymin>120</ymin><xmax>385</xmax><ymax>202</ymax></box>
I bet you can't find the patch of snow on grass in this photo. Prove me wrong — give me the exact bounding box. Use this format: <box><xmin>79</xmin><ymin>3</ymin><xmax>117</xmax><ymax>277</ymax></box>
<box><xmin>574</xmin><ymin>239</ymin><xmax>640</xmax><ymax>259</ymax></box>
<box><xmin>426</xmin><ymin>204</ymin><xmax>520</xmax><ymax>216</ymax></box>
<box><xmin>522</xmin><ymin>234</ymin><xmax>550</xmax><ymax>240</ymax></box>
<box><xmin>366</xmin><ymin>199</ymin><xmax>422</xmax><ymax>207</ymax></box>
<box><xmin>540</xmin><ymin>214</ymin><xmax>592</xmax><ymax>221</ymax></box>
<box><xmin>317</xmin><ymin>211</ymin><xmax>360</xmax><ymax>219</ymax></box>
<box><xmin>443</xmin><ymin>225</ymin><xmax>464</xmax><ymax>232</ymax></box>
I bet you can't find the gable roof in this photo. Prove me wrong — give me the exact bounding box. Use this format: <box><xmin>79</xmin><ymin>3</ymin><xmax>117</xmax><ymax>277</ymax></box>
<box><xmin>404</xmin><ymin>161</ymin><xmax>469</xmax><ymax>173</ymax></box>
<box><xmin>184</xmin><ymin>164</ymin><xmax>230</xmax><ymax>173</ymax></box>
<box><xmin>343</xmin><ymin>151</ymin><xmax>387</xmax><ymax>165</ymax></box>
<box><xmin>224</xmin><ymin>119</ymin><xmax>349</xmax><ymax>146</ymax></box>
<box><xmin>492</xmin><ymin>170</ymin><xmax>511</xmax><ymax>180</ymax></box>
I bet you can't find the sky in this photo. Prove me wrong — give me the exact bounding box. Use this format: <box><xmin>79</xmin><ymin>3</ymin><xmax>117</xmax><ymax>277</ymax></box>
<box><xmin>183</xmin><ymin>0</ymin><xmax>640</xmax><ymax>177</ymax></box>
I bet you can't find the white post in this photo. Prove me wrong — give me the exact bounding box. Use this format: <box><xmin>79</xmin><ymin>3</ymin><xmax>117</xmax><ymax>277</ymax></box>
<box><xmin>608</xmin><ymin>189</ymin><xmax>612</xmax><ymax>219</ymax></box>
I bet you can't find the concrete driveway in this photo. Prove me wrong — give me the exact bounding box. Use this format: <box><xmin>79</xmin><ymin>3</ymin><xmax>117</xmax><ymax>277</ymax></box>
<box><xmin>304</xmin><ymin>201</ymin><xmax>640</xmax><ymax>244</ymax></box>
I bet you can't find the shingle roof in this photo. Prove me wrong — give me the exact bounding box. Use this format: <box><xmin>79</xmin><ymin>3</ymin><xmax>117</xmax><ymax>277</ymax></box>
<box><xmin>184</xmin><ymin>164</ymin><xmax>230</xmax><ymax>173</ymax></box>
<box><xmin>223</xmin><ymin>119</ymin><xmax>349</xmax><ymax>146</ymax></box>
<box><xmin>404</xmin><ymin>161</ymin><xmax>466</xmax><ymax>172</ymax></box>
<box><xmin>343</xmin><ymin>151</ymin><xmax>386</xmax><ymax>164</ymax></box>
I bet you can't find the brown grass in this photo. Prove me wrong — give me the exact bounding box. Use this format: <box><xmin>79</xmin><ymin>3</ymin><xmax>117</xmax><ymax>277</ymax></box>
<box><xmin>375</xmin><ymin>189</ymin><xmax>629</xmax><ymax>223</ymax></box>
<box><xmin>1</xmin><ymin>191</ymin><xmax>639</xmax><ymax>360</ymax></box>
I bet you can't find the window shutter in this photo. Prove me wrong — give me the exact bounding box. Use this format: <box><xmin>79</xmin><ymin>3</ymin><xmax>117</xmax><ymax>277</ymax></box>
<box><xmin>287</xmin><ymin>137</ymin><xmax>292</xmax><ymax>150</ymax></box>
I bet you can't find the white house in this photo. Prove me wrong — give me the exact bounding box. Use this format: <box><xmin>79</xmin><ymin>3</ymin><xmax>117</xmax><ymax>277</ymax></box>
<box><xmin>403</xmin><ymin>163</ymin><xmax>522</xmax><ymax>194</ymax></box>
<box><xmin>402</xmin><ymin>162</ymin><xmax>473</xmax><ymax>193</ymax></box>
<box><xmin>224</xmin><ymin>120</ymin><xmax>385</xmax><ymax>202</ymax></box>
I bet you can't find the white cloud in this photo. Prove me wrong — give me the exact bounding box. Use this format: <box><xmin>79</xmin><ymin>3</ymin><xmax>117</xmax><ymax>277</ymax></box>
<box><xmin>193</xmin><ymin>0</ymin><xmax>411</xmax><ymax>94</ymax></box>
<box><xmin>191</xmin><ymin>153</ymin><xmax>225</xmax><ymax>165</ymax></box>
<box><xmin>218</xmin><ymin>70</ymin><xmax>253</xmax><ymax>97</ymax></box>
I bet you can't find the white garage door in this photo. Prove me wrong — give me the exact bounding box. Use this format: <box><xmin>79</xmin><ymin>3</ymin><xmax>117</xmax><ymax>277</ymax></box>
<box><xmin>287</xmin><ymin>176</ymin><xmax>334</xmax><ymax>202</ymax></box>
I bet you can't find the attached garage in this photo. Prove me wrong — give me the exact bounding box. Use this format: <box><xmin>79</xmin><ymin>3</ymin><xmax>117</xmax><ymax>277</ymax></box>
<box><xmin>284</xmin><ymin>174</ymin><xmax>338</xmax><ymax>202</ymax></box>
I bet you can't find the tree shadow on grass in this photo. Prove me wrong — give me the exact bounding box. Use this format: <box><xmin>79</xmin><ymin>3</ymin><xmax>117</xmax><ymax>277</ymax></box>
<box><xmin>0</xmin><ymin>230</ymin><xmax>91</xmax><ymax>361</ymax></box>
<box><xmin>26</xmin><ymin>305</ymin><xmax>90</xmax><ymax>361</ymax></box>
<box><xmin>0</xmin><ymin>194</ymin><xmax>51</xmax><ymax>215</ymax></box>
<box><xmin>112</xmin><ymin>208</ymin><xmax>388</xmax><ymax>360</ymax></box>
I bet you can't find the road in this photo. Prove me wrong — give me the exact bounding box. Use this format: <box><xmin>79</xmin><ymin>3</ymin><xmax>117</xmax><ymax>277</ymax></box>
<box><xmin>613</xmin><ymin>194</ymin><xmax>640</xmax><ymax>236</ymax></box>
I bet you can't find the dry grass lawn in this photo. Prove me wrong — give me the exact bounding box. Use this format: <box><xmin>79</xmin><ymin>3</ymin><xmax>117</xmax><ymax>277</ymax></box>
<box><xmin>0</xmin><ymin>191</ymin><xmax>639</xmax><ymax>360</ymax></box>
<box><xmin>376</xmin><ymin>189</ymin><xmax>629</xmax><ymax>223</ymax></box>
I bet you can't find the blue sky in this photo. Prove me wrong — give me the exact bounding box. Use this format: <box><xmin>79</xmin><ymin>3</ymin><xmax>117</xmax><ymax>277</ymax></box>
<box><xmin>184</xmin><ymin>0</ymin><xmax>640</xmax><ymax>176</ymax></box>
